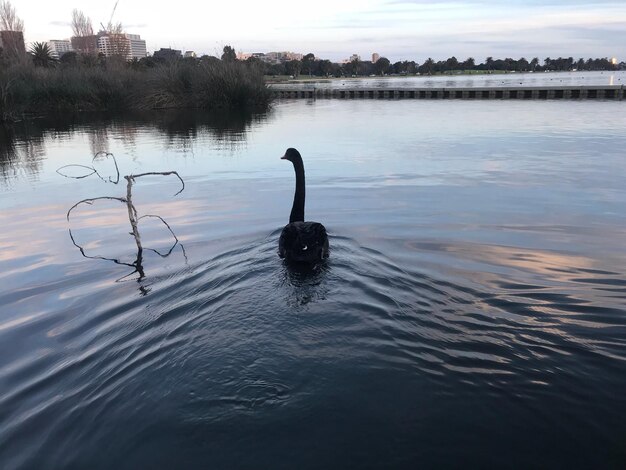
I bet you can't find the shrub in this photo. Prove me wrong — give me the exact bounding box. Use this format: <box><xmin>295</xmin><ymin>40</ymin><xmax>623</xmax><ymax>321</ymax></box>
<box><xmin>0</xmin><ymin>57</ymin><xmax>272</xmax><ymax>121</ymax></box>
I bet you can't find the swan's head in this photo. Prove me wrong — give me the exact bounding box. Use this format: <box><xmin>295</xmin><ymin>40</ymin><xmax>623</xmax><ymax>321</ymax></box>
<box><xmin>281</xmin><ymin>148</ymin><xmax>301</xmax><ymax>162</ymax></box>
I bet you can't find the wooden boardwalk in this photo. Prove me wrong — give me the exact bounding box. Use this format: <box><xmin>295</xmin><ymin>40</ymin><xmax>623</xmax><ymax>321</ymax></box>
<box><xmin>270</xmin><ymin>85</ymin><xmax>624</xmax><ymax>101</ymax></box>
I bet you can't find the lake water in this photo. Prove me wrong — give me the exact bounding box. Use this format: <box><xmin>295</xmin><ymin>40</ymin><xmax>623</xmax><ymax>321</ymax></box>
<box><xmin>1</xmin><ymin>101</ymin><xmax>626</xmax><ymax>469</ymax></box>
<box><xmin>272</xmin><ymin>70</ymin><xmax>626</xmax><ymax>89</ymax></box>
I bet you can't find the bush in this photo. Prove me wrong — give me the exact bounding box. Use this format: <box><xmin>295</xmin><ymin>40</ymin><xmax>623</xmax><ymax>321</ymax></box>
<box><xmin>0</xmin><ymin>57</ymin><xmax>272</xmax><ymax>121</ymax></box>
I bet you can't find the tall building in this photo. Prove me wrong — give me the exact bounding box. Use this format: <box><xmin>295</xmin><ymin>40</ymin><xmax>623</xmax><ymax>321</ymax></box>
<box><xmin>153</xmin><ymin>48</ymin><xmax>182</xmax><ymax>61</ymax></box>
<box><xmin>372</xmin><ymin>52</ymin><xmax>380</xmax><ymax>63</ymax></box>
<box><xmin>239</xmin><ymin>51</ymin><xmax>303</xmax><ymax>64</ymax></box>
<box><xmin>71</xmin><ymin>35</ymin><xmax>98</xmax><ymax>54</ymax></box>
<box><xmin>71</xmin><ymin>32</ymin><xmax>146</xmax><ymax>60</ymax></box>
<box><xmin>127</xmin><ymin>34</ymin><xmax>147</xmax><ymax>59</ymax></box>
<box><xmin>47</xmin><ymin>39</ymin><xmax>73</xmax><ymax>59</ymax></box>
<box><xmin>0</xmin><ymin>30</ymin><xmax>26</xmax><ymax>58</ymax></box>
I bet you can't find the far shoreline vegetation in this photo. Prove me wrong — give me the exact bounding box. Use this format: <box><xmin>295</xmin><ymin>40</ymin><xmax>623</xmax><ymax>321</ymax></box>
<box><xmin>0</xmin><ymin>0</ymin><xmax>623</xmax><ymax>123</ymax></box>
<box><xmin>258</xmin><ymin>54</ymin><xmax>623</xmax><ymax>80</ymax></box>
<box><xmin>2</xmin><ymin>46</ymin><xmax>622</xmax><ymax>123</ymax></box>
<box><xmin>0</xmin><ymin>46</ymin><xmax>273</xmax><ymax>123</ymax></box>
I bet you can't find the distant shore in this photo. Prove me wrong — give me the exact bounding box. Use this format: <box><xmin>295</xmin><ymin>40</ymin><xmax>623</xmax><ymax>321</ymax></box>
<box><xmin>265</xmin><ymin>69</ymin><xmax>517</xmax><ymax>83</ymax></box>
<box><xmin>266</xmin><ymin>69</ymin><xmax>622</xmax><ymax>85</ymax></box>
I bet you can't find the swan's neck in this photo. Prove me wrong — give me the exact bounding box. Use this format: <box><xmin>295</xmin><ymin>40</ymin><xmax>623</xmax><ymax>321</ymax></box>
<box><xmin>289</xmin><ymin>157</ymin><xmax>305</xmax><ymax>223</ymax></box>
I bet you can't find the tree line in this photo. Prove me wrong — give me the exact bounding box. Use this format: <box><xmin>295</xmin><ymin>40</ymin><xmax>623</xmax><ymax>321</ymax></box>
<box><xmin>250</xmin><ymin>54</ymin><xmax>622</xmax><ymax>78</ymax></box>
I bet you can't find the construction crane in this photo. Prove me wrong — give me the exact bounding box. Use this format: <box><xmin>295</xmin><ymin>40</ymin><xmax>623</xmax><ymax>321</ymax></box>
<box><xmin>100</xmin><ymin>0</ymin><xmax>120</xmax><ymax>32</ymax></box>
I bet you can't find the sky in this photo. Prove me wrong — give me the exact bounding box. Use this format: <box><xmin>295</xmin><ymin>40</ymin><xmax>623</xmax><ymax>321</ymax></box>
<box><xmin>13</xmin><ymin>0</ymin><xmax>626</xmax><ymax>62</ymax></box>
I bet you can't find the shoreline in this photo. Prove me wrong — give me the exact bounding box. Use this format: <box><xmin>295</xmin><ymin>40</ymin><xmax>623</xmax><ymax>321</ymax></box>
<box><xmin>265</xmin><ymin>69</ymin><xmax>619</xmax><ymax>84</ymax></box>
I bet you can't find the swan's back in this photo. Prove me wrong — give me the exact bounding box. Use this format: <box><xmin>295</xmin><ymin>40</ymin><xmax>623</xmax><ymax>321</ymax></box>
<box><xmin>279</xmin><ymin>221</ymin><xmax>329</xmax><ymax>263</ymax></box>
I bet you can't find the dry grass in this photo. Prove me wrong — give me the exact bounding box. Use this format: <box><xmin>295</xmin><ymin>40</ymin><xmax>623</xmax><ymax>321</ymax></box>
<box><xmin>0</xmin><ymin>59</ymin><xmax>272</xmax><ymax>121</ymax></box>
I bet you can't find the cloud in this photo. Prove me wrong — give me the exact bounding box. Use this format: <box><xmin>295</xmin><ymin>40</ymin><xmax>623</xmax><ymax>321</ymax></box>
<box><xmin>49</xmin><ymin>20</ymin><xmax>71</xmax><ymax>27</ymax></box>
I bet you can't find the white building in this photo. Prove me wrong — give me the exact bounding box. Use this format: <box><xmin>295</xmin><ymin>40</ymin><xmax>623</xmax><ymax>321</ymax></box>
<box><xmin>97</xmin><ymin>33</ymin><xmax>147</xmax><ymax>60</ymax></box>
<box><xmin>184</xmin><ymin>51</ymin><xmax>196</xmax><ymax>58</ymax></box>
<box><xmin>239</xmin><ymin>51</ymin><xmax>303</xmax><ymax>64</ymax></box>
<box><xmin>127</xmin><ymin>34</ymin><xmax>147</xmax><ymax>60</ymax></box>
<box><xmin>47</xmin><ymin>39</ymin><xmax>73</xmax><ymax>59</ymax></box>
<box><xmin>372</xmin><ymin>52</ymin><xmax>379</xmax><ymax>63</ymax></box>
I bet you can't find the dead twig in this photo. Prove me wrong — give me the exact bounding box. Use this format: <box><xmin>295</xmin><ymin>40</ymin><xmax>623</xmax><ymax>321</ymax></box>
<box><xmin>57</xmin><ymin>152</ymin><xmax>120</xmax><ymax>184</ymax></box>
<box><xmin>56</xmin><ymin>164</ymin><xmax>97</xmax><ymax>179</ymax></box>
<box><xmin>66</xmin><ymin>196</ymin><xmax>127</xmax><ymax>221</ymax></box>
<box><xmin>63</xmin><ymin>158</ymin><xmax>187</xmax><ymax>284</ymax></box>
<box><xmin>127</xmin><ymin>171</ymin><xmax>185</xmax><ymax>196</ymax></box>
<box><xmin>93</xmin><ymin>152</ymin><xmax>120</xmax><ymax>184</ymax></box>
<box><xmin>138</xmin><ymin>214</ymin><xmax>187</xmax><ymax>260</ymax></box>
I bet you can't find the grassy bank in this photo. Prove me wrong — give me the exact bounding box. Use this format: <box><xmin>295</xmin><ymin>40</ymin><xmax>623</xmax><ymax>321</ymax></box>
<box><xmin>0</xmin><ymin>60</ymin><xmax>273</xmax><ymax>122</ymax></box>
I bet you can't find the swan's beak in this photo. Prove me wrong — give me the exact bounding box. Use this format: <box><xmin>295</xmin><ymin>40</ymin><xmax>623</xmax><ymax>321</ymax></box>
<box><xmin>280</xmin><ymin>154</ymin><xmax>287</xmax><ymax>160</ymax></box>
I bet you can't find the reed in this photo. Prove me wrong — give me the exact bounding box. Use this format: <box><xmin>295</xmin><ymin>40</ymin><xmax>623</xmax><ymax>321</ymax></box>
<box><xmin>0</xmin><ymin>59</ymin><xmax>272</xmax><ymax>121</ymax></box>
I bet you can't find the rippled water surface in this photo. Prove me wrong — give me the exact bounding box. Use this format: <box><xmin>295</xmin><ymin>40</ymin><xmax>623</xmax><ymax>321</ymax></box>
<box><xmin>1</xmin><ymin>101</ymin><xmax>626</xmax><ymax>469</ymax></box>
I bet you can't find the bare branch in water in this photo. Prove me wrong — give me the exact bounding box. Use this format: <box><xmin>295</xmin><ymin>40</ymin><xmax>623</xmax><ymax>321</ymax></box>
<box><xmin>56</xmin><ymin>164</ymin><xmax>97</xmax><ymax>179</ymax></box>
<box><xmin>127</xmin><ymin>171</ymin><xmax>185</xmax><ymax>196</ymax></box>
<box><xmin>56</xmin><ymin>153</ymin><xmax>120</xmax><ymax>184</ymax></box>
<box><xmin>93</xmin><ymin>152</ymin><xmax>120</xmax><ymax>184</ymax></box>
<box><xmin>124</xmin><ymin>175</ymin><xmax>143</xmax><ymax>254</ymax></box>
<box><xmin>66</xmin><ymin>196</ymin><xmax>127</xmax><ymax>221</ymax></box>
<box><xmin>138</xmin><ymin>214</ymin><xmax>187</xmax><ymax>260</ymax></box>
<box><xmin>68</xmin><ymin>227</ymin><xmax>136</xmax><ymax>268</ymax></box>
<box><xmin>63</xmin><ymin>159</ymin><xmax>187</xmax><ymax>285</ymax></box>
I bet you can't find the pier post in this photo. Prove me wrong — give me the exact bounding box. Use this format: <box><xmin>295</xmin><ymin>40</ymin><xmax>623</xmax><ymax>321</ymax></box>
<box><xmin>272</xmin><ymin>85</ymin><xmax>623</xmax><ymax>102</ymax></box>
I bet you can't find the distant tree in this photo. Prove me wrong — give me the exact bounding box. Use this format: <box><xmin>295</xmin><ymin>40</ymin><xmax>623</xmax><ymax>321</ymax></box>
<box><xmin>302</xmin><ymin>53</ymin><xmax>315</xmax><ymax>76</ymax></box>
<box><xmin>0</xmin><ymin>0</ymin><xmax>25</xmax><ymax>60</ymax></box>
<box><xmin>349</xmin><ymin>56</ymin><xmax>361</xmax><ymax>76</ymax></box>
<box><xmin>419</xmin><ymin>57</ymin><xmax>434</xmax><ymax>75</ymax></box>
<box><xmin>576</xmin><ymin>58</ymin><xmax>585</xmax><ymax>71</ymax></box>
<box><xmin>404</xmin><ymin>60</ymin><xmax>418</xmax><ymax>74</ymax></box>
<box><xmin>200</xmin><ymin>54</ymin><xmax>219</xmax><ymax>62</ymax></box>
<box><xmin>485</xmin><ymin>56</ymin><xmax>494</xmax><ymax>71</ymax></box>
<box><xmin>105</xmin><ymin>22</ymin><xmax>130</xmax><ymax>59</ymax></box>
<box><xmin>374</xmin><ymin>56</ymin><xmax>390</xmax><ymax>76</ymax></box>
<box><xmin>544</xmin><ymin>57</ymin><xmax>552</xmax><ymax>71</ymax></box>
<box><xmin>29</xmin><ymin>42</ymin><xmax>56</xmax><ymax>67</ymax></box>
<box><xmin>285</xmin><ymin>59</ymin><xmax>301</xmax><ymax>77</ymax></box>
<box><xmin>392</xmin><ymin>61</ymin><xmax>404</xmax><ymax>74</ymax></box>
<box><xmin>59</xmin><ymin>50</ymin><xmax>78</xmax><ymax>66</ymax></box>
<box><xmin>462</xmin><ymin>57</ymin><xmax>475</xmax><ymax>70</ymax></box>
<box><xmin>71</xmin><ymin>9</ymin><xmax>93</xmax><ymax>37</ymax></box>
<box><xmin>0</xmin><ymin>0</ymin><xmax>23</xmax><ymax>31</ymax></box>
<box><xmin>221</xmin><ymin>45</ymin><xmax>236</xmax><ymax>62</ymax></box>
<box><xmin>245</xmin><ymin>56</ymin><xmax>263</xmax><ymax>68</ymax></box>
<box><xmin>267</xmin><ymin>62</ymin><xmax>285</xmax><ymax>76</ymax></box>
<box><xmin>445</xmin><ymin>56</ymin><xmax>459</xmax><ymax>71</ymax></box>
<box><xmin>517</xmin><ymin>57</ymin><xmax>529</xmax><ymax>71</ymax></box>
<box><xmin>318</xmin><ymin>59</ymin><xmax>333</xmax><ymax>77</ymax></box>
<box><xmin>530</xmin><ymin>57</ymin><xmax>539</xmax><ymax>71</ymax></box>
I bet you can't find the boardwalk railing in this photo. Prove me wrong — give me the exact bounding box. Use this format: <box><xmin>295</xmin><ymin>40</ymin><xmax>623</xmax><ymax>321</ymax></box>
<box><xmin>270</xmin><ymin>85</ymin><xmax>624</xmax><ymax>101</ymax></box>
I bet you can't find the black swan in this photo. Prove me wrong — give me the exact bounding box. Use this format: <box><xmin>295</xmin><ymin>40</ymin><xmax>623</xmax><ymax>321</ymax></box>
<box><xmin>279</xmin><ymin>148</ymin><xmax>329</xmax><ymax>262</ymax></box>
